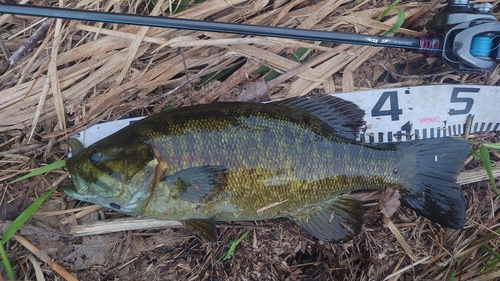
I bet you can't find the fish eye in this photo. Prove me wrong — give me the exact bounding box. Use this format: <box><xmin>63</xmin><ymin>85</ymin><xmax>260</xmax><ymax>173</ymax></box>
<box><xmin>89</xmin><ymin>150</ymin><xmax>101</xmax><ymax>163</ymax></box>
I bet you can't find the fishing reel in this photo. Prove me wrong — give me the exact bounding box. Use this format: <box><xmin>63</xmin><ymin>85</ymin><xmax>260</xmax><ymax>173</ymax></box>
<box><xmin>0</xmin><ymin>0</ymin><xmax>498</xmax><ymax>74</ymax></box>
<box><xmin>426</xmin><ymin>0</ymin><xmax>500</xmax><ymax>73</ymax></box>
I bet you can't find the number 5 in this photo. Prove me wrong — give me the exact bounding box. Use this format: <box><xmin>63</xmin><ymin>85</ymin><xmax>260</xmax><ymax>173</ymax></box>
<box><xmin>449</xmin><ymin>88</ymin><xmax>478</xmax><ymax>115</ymax></box>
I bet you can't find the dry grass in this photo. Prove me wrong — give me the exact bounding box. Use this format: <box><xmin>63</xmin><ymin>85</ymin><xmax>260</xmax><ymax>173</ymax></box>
<box><xmin>1</xmin><ymin>0</ymin><xmax>500</xmax><ymax>280</ymax></box>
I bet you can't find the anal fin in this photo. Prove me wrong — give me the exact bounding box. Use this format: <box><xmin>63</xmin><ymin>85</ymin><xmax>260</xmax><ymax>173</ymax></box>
<box><xmin>182</xmin><ymin>217</ymin><xmax>218</xmax><ymax>242</ymax></box>
<box><xmin>293</xmin><ymin>195</ymin><xmax>363</xmax><ymax>243</ymax></box>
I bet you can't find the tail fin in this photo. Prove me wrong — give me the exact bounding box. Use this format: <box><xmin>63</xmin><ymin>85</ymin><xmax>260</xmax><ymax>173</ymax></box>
<box><xmin>397</xmin><ymin>138</ymin><xmax>469</xmax><ymax>229</ymax></box>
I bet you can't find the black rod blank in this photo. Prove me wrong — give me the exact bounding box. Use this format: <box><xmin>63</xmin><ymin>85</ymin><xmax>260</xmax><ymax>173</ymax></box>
<box><xmin>0</xmin><ymin>3</ymin><xmax>425</xmax><ymax>50</ymax></box>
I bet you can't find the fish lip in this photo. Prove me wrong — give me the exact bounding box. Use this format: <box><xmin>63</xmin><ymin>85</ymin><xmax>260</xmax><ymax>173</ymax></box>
<box><xmin>66</xmin><ymin>164</ymin><xmax>91</xmax><ymax>196</ymax></box>
<box><xmin>61</xmin><ymin>184</ymin><xmax>75</xmax><ymax>192</ymax></box>
<box><xmin>61</xmin><ymin>184</ymin><xmax>79</xmax><ymax>198</ymax></box>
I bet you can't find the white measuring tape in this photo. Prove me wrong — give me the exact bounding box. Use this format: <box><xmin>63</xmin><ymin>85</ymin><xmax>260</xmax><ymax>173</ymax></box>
<box><xmin>72</xmin><ymin>85</ymin><xmax>499</xmax><ymax>148</ymax></box>
<box><xmin>340</xmin><ymin>85</ymin><xmax>499</xmax><ymax>143</ymax></box>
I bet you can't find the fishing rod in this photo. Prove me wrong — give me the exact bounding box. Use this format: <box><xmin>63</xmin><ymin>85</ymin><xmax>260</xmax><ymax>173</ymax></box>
<box><xmin>0</xmin><ymin>0</ymin><xmax>498</xmax><ymax>73</ymax></box>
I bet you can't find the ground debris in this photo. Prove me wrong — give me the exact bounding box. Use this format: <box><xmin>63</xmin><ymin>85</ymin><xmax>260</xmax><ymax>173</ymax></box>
<box><xmin>1</xmin><ymin>0</ymin><xmax>499</xmax><ymax>280</ymax></box>
<box><xmin>379</xmin><ymin>188</ymin><xmax>401</xmax><ymax>217</ymax></box>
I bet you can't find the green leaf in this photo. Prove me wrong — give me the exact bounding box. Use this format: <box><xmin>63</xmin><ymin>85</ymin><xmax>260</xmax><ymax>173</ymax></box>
<box><xmin>254</xmin><ymin>65</ymin><xmax>271</xmax><ymax>75</ymax></box>
<box><xmin>0</xmin><ymin>243</ymin><xmax>15</xmax><ymax>280</ymax></box>
<box><xmin>2</xmin><ymin>188</ymin><xmax>56</xmax><ymax>244</ymax></box>
<box><xmin>383</xmin><ymin>8</ymin><xmax>405</xmax><ymax>35</ymax></box>
<box><xmin>8</xmin><ymin>160</ymin><xmax>66</xmax><ymax>184</ymax></box>
<box><xmin>0</xmin><ymin>187</ymin><xmax>56</xmax><ymax>280</ymax></box>
<box><xmin>218</xmin><ymin>230</ymin><xmax>250</xmax><ymax>262</ymax></box>
<box><xmin>448</xmin><ymin>257</ymin><xmax>461</xmax><ymax>281</ymax></box>
<box><xmin>352</xmin><ymin>0</ymin><xmax>364</xmax><ymax>6</ymax></box>
<box><xmin>377</xmin><ymin>0</ymin><xmax>404</xmax><ymax>35</ymax></box>
<box><xmin>263</xmin><ymin>46</ymin><xmax>313</xmax><ymax>82</ymax></box>
<box><xmin>161</xmin><ymin>105</ymin><xmax>177</xmax><ymax>112</ymax></box>
<box><xmin>378</xmin><ymin>0</ymin><xmax>402</xmax><ymax>20</ymax></box>
<box><xmin>482</xmin><ymin>245</ymin><xmax>500</xmax><ymax>258</ymax></box>
<box><xmin>196</xmin><ymin>61</ymin><xmax>245</xmax><ymax>90</ymax></box>
<box><xmin>483</xmin><ymin>143</ymin><xmax>500</xmax><ymax>150</ymax></box>
<box><xmin>472</xmin><ymin>152</ymin><xmax>481</xmax><ymax>161</ymax></box>
<box><xmin>468</xmin><ymin>226</ymin><xmax>500</xmax><ymax>248</ymax></box>
<box><xmin>480</xmin><ymin>245</ymin><xmax>500</xmax><ymax>271</ymax></box>
<box><xmin>479</xmin><ymin>145</ymin><xmax>499</xmax><ymax>196</ymax></box>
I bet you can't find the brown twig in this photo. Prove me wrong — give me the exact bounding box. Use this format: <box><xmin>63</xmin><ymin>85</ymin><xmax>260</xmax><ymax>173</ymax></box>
<box><xmin>13</xmin><ymin>234</ymin><xmax>78</xmax><ymax>281</ymax></box>
<box><xmin>9</xmin><ymin>19</ymin><xmax>54</xmax><ymax>67</ymax></box>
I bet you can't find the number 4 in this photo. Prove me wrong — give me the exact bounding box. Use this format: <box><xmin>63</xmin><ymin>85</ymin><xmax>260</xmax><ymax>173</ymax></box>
<box><xmin>371</xmin><ymin>91</ymin><xmax>402</xmax><ymax>121</ymax></box>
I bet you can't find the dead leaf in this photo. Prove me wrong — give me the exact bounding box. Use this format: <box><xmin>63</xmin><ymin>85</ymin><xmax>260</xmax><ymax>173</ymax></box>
<box><xmin>219</xmin><ymin>78</ymin><xmax>270</xmax><ymax>103</ymax></box>
<box><xmin>379</xmin><ymin>187</ymin><xmax>401</xmax><ymax>217</ymax></box>
<box><xmin>62</xmin><ymin>234</ymin><xmax>125</xmax><ymax>270</ymax></box>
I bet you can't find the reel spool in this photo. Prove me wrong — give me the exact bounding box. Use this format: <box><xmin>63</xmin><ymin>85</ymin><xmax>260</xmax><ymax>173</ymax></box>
<box><xmin>442</xmin><ymin>21</ymin><xmax>500</xmax><ymax>73</ymax></box>
<box><xmin>428</xmin><ymin>0</ymin><xmax>499</xmax><ymax>73</ymax></box>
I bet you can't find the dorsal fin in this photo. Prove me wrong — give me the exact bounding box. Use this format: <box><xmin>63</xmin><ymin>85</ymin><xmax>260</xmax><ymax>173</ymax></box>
<box><xmin>271</xmin><ymin>95</ymin><xmax>365</xmax><ymax>140</ymax></box>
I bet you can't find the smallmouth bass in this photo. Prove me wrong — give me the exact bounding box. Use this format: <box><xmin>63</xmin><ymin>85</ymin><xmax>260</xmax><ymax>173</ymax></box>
<box><xmin>65</xmin><ymin>95</ymin><xmax>469</xmax><ymax>243</ymax></box>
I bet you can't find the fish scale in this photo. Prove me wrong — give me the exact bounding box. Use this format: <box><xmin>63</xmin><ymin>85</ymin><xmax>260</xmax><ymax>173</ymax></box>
<box><xmin>65</xmin><ymin>95</ymin><xmax>469</xmax><ymax>243</ymax></box>
<box><xmin>148</xmin><ymin>107</ymin><xmax>388</xmax><ymax>179</ymax></box>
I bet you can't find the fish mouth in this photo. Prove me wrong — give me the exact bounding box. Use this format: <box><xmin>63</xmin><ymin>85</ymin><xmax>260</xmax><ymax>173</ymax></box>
<box><xmin>64</xmin><ymin>165</ymin><xmax>93</xmax><ymax>200</ymax></box>
<box><xmin>66</xmin><ymin>161</ymin><xmax>93</xmax><ymax>191</ymax></box>
<box><xmin>61</xmin><ymin>178</ymin><xmax>111</xmax><ymax>207</ymax></box>
<box><xmin>64</xmin><ymin>162</ymin><xmax>156</xmax><ymax>215</ymax></box>
<box><xmin>61</xmin><ymin>184</ymin><xmax>77</xmax><ymax>196</ymax></box>
<box><xmin>61</xmin><ymin>182</ymin><xmax>90</xmax><ymax>201</ymax></box>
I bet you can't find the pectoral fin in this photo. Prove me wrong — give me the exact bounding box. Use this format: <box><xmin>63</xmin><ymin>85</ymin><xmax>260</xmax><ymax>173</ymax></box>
<box><xmin>182</xmin><ymin>217</ymin><xmax>218</xmax><ymax>242</ymax></box>
<box><xmin>293</xmin><ymin>196</ymin><xmax>363</xmax><ymax>243</ymax></box>
<box><xmin>162</xmin><ymin>165</ymin><xmax>227</xmax><ymax>203</ymax></box>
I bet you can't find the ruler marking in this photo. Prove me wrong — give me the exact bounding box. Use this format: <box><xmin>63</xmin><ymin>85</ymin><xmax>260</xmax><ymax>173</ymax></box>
<box><xmin>72</xmin><ymin>86</ymin><xmax>500</xmax><ymax>148</ymax></box>
<box><xmin>487</xmin><ymin>122</ymin><xmax>493</xmax><ymax>131</ymax></box>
